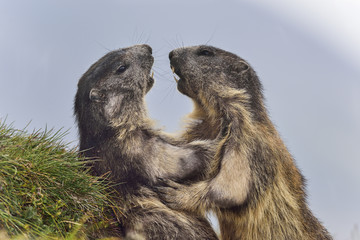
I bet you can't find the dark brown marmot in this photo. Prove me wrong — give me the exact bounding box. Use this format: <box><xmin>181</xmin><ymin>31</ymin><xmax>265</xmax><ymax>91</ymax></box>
<box><xmin>74</xmin><ymin>44</ymin><xmax>220</xmax><ymax>239</ymax></box>
<box><xmin>158</xmin><ymin>45</ymin><xmax>332</xmax><ymax>240</ymax></box>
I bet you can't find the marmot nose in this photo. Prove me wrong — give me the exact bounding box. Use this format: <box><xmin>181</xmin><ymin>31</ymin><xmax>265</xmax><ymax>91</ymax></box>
<box><xmin>140</xmin><ymin>44</ymin><xmax>152</xmax><ymax>54</ymax></box>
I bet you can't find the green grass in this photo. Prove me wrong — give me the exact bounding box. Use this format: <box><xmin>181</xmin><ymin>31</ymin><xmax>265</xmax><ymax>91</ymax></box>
<box><xmin>0</xmin><ymin>120</ymin><xmax>121</xmax><ymax>239</ymax></box>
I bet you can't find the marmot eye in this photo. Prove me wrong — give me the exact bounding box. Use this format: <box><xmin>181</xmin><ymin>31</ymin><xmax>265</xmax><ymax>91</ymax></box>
<box><xmin>198</xmin><ymin>49</ymin><xmax>214</xmax><ymax>56</ymax></box>
<box><xmin>115</xmin><ymin>65</ymin><xmax>127</xmax><ymax>74</ymax></box>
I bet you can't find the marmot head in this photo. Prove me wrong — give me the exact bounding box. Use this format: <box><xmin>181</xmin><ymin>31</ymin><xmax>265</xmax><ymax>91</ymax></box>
<box><xmin>169</xmin><ymin>45</ymin><xmax>265</xmax><ymax>120</ymax></box>
<box><xmin>75</xmin><ymin>44</ymin><xmax>154</xmax><ymax>134</ymax></box>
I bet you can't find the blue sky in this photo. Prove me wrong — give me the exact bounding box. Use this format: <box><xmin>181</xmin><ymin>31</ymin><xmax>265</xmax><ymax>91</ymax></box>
<box><xmin>0</xmin><ymin>1</ymin><xmax>359</xmax><ymax>239</ymax></box>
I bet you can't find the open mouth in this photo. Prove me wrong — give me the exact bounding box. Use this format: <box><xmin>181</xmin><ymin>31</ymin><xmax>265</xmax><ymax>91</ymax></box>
<box><xmin>144</xmin><ymin>54</ymin><xmax>155</xmax><ymax>93</ymax></box>
<box><xmin>145</xmin><ymin>70</ymin><xmax>155</xmax><ymax>93</ymax></box>
<box><xmin>171</xmin><ymin>66</ymin><xmax>181</xmax><ymax>84</ymax></box>
<box><xmin>170</xmin><ymin>64</ymin><xmax>189</xmax><ymax>95</ymax></box>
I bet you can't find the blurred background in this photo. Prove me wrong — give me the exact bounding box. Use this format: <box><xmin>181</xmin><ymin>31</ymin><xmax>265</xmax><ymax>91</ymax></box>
<box><xmin>0</xmin><ymin>0</ymin><xmax>359</xmax><ymax>239</ymax></box>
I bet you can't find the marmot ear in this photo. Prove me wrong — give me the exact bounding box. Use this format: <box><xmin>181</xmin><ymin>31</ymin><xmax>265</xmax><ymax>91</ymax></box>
<box><xmin>89</xmin><ymin>88</ymin><xmax>105</xmax><ymax>102</ymax></box>
<box><xmin>238</xmin><ymin>60</ymin><xmax>249</xmax><ymax>73</ymax></box>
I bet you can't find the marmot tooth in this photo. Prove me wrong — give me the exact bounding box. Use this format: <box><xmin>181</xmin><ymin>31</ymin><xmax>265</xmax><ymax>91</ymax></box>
<box><xmin>151</xmin><ymin>71</ymin><xmax>154</xmax><ymax>78</ymax></box>
<box><xmin>173</xmin><ymin>76</ymin><xmax>179</xmax><ymax>83</ymax></box>
<box><xmin>171</xmin><ymin>66</ymin><xmax>175</xmax><ymax>73</ymax></box>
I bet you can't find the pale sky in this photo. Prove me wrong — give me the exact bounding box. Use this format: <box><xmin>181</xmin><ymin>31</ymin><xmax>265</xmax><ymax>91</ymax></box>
<box><xmin>0</xmin><ymin>1</ymin><xmax>359</xmax><ymax>239</ymax></box>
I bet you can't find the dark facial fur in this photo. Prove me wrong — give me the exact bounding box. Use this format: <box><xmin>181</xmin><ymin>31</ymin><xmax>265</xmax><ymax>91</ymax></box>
<box><xmin>170</xmin><ymin>45</ymin><xmax>266</xmax><ymax>123</ymax></box>
<box><xmin>75</xmin><ymin>45</ymin><xmax>154</xmax><ymax>147</ymax></box>
<box><xmin>159</xmin><ymin>45</ymin><xmax>332</xmax><ymax>240</ymax></box>
<box><xmin>74</xmin><ymin>45</ymin><xmax>219</xmax><ymax>239</ymax></box>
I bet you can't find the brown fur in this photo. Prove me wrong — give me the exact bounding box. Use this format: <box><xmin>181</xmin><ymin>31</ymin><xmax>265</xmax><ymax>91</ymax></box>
<box><xmin>158</xmin><ymin>45</ymin><xmax>332</xmax><ymax>239</ymax></box>
<box><xmin>74</xmin><ymin>45</ymin><xmax>219</xmax><ymax>239</ymax></box>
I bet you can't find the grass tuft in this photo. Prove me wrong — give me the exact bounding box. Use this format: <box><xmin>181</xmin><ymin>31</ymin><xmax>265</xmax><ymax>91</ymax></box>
<box><xmin>0</xmin><ymin>120</ymin><xmax>121</xmax><ymax>239</ymax></box>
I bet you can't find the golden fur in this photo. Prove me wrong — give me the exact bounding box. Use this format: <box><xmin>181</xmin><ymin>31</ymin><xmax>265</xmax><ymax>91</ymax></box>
<box><xmin>158</xmin><ymin>45</ymin><xmax>332</xmax><ymax>240</ymax></box>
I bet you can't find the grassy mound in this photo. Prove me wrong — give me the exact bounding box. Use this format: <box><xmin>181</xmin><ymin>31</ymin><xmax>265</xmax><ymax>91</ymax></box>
<box><xmin>0</xmin><ymin>121</ymin><xmax>120</xmax><ymax>239</ymax></box>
